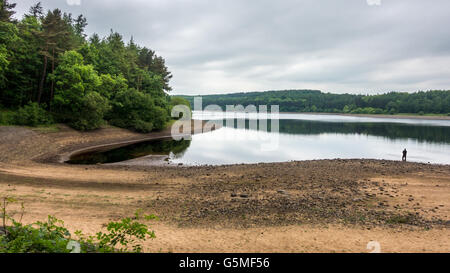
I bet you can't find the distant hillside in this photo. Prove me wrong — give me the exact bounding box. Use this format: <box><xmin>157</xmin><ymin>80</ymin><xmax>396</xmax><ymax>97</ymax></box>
<box><xmin>176</xmin><ymin>90</ymin><xmax>450</xmax><ymax>115</ymax></box>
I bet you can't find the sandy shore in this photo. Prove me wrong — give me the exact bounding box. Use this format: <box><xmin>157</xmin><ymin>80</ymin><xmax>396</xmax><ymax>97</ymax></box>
<box><xmin>0</xmin><ymin>124</ymin><xmax>449</xmax><ymax>253</ymax></box>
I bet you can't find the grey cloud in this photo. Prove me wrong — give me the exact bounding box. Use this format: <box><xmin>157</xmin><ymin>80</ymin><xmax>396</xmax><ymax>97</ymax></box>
<box><xmin>14</xmin><ymin>0</ymin><xmax>450</xmax><ymax>95</ymax></box>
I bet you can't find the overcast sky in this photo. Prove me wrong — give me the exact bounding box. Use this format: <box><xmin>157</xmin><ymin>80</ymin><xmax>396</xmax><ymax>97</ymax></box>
<box><xmin>13</xmin><ymin>0</ymin><xmax>450</xmax><ymax>95</ymax></box>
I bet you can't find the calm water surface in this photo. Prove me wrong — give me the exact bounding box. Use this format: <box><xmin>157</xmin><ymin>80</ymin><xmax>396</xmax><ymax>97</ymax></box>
<box><xmin>68</xmin><ymin>112</ymin><xmax>450</xmax><ymax>165</ymax></box>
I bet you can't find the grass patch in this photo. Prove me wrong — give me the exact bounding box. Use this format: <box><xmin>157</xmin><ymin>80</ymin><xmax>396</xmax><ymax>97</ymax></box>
<box><xmin>386</xmin><ymin>214</ymin><xmax>416</xmax><ymax>225</ymax></box>
<box><xmin>31</xmin><ymin>124</ymin><xmax>61</xmax><ymax>133</ymax></box>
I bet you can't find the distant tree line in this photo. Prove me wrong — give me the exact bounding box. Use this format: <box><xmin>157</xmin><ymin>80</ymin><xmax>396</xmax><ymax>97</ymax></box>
<box><xmin>222</xmin><ymin>119</ymin><xmax>450</xmax><ymax>144</ymax></box>
<box><xmin>0</xmin><ymin>1</ymin><xmax>189</xmax><ymax>132</ymax></box>
<box><xmin>182</xmin><ymin>89</ymin><xmax>450</xmax><ymax>115</ymax></box>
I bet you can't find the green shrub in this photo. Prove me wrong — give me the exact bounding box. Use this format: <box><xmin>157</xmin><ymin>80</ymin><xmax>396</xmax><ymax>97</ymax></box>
<box><xmin>1</xmin><ymin>216</ymin><xmax>73</xmax><ymax>253</ymax></box>
<box><xmin>13</xmin><ymin>102</ymin><xmax>53</xmax><ymax>126</ymax></box>
<box><xmin>97</xmin><ymin>74</ymin><xmax>128</xmax><ymax>99</ymax></box>
<box><xmin>1</xmin><ymin>197</ymin><xmax>156</xmax><ymax>253</ymax></box>
<box><xmin>0</xmin><ymin>111</ymin><xmax>8</xmax><ymax>125</ymax></box>
<box><xmin>350</xmin><ymin>107</ymin><xmax>385</xmax><ymax>115</ymax></box>
<box><xmin>77</xmin><ymin>210</ymin><xmax>157</xmax><ymax>253</ymax></box>
<box><xmin>151</xmin><ymin>106</ymin><xmax>169</xmax><ymax>130</ymax></box>
<box><xmin>132</xmin><ymin>119</ymin><xmax>154</xmax><ymax>133</ymax></box>
<box><xmin>108</xmin><ymin>88</ymin><xmax>169</xmax><ymax>133</ymax></box>
<box><xmin>50</xmin><ymin>51</ymin><xmax>109</xmax><ymax>131</ymax></box>
<box><xmin>66</xmin><ymin>92</ymin><xmax>110</xmax><ymax>131</ymax></box>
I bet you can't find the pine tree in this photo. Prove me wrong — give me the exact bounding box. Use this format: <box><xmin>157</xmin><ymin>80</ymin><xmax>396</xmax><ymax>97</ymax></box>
<box><xmin>36</xmin><ymin>9</ymin><xmax>73</xmax><ymax>104</ymax></box>
<box><xmin>28</xmin><ymin>2</ymin><xmax>43</xmax><ymax>18</ymax></box>
<box><xmin>74</xmin><ymin>14</ymin><xmax>87</xmax><ymax>38</ymax></box>
<box><xmin>150</xmin><ymin>55</ymin><xmax>172</xmax><ymax>92</ymax></box>
<box><xmin>0</xmin><ymin>0</ymin><xmax>16</xmax><ymax>22</ymax></box>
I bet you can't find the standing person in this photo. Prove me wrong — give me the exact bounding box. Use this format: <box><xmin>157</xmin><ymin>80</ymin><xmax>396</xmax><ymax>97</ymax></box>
<box><xmin>402</xmin><ymin>149</ymin><xmax>407</xmax><ymax>161</ymax></box>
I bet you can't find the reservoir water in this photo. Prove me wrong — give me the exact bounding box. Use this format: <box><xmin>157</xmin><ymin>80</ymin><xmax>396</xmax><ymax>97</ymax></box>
<box><xmin>67</xmin><ymin>112</ymin><xmax>450</xmax><ymax>165</ymax></box>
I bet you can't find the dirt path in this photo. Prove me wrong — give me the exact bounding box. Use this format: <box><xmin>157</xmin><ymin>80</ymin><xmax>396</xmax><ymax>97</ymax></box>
<box><xmin>0</xmin><ymin>125</ymin><xmax>449</xmax><ymax>252</ymax></box>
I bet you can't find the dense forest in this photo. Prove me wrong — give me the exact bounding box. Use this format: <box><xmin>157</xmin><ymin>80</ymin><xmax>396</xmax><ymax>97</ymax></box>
<box><xmin>1</xmin><ymin>1</ymin><xmax>448</xmax><ymax>133</ymax></box>
<box><xmin>0</xmin><ymin>1</ymin><xmax>187</xmax><ymax>132</ymax></box>
<box><xmin>182</xmin><ymin>89</ymin><xmax>450</xmax><ymax>115</ymax></box>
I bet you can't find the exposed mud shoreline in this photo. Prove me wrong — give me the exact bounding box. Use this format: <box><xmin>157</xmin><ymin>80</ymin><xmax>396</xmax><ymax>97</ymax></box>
<box><xmin>0</xmin><ymin>124</ymin><xmax>449</xmax><ymax>252</ymax></box>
